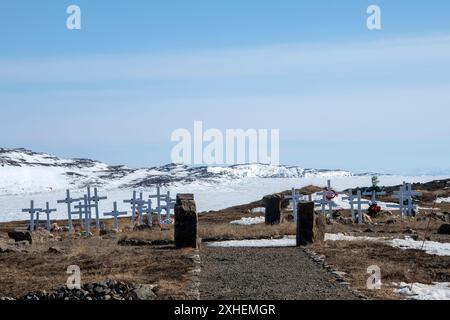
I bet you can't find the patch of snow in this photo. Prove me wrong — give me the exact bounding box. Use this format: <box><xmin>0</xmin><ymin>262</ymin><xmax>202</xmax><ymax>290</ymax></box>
<box><xmin>388</xmin><ymin>238</ymin><xmax>450</xmax><ymax>257</ymax></box>
<box><xmin>436</xmin><ymin>197</ymin><xmax>450</xmax><ymax>204</ymax></box>
<box><xmin>251</xmin><ymin>207</ymin><xmax>265</xmax><ymax>214</ymax></box>
<box><xmin>207</xmin><ymin>237</ymin><xmax>296</xmax><ymax>248</ymax></box>
<box><xmin>325</xmin><ymin>233</ymin><xmax>450</xmax><ymax>257</ymax></box>
<box><xmin>230</xmin><ymin>216</ymin><xmax>265</xmax><ymax>225</ymax></box>
<box><xmin>395</xmin><ymin>282</ymin><xmax>450</xmax><ymax>300</ymax></box>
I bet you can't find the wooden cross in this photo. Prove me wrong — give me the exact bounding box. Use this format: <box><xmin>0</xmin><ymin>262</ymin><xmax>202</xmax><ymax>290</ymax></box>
<box><xmin>145</xmin><ymin>198</ymin><xmax>157</xmax><ymax>227</ymax></box>
<box><xmin>149</xmin><ymin>186</ymin><xmax>162</xmax><ymax>225</ymax></box>
<box><xmin>315</xmin><ymin>180</ymin><xmax>338</xmax><ymax>217</ymax></box>
<box><xmin>161</xmin><ymin>191</ymin><xmax>176</xmax><ymax>224</ymax></box>
<box><xmin>124</xmin><ymin>191</ymin><xmax>139</xmax><ymax>225</ymax></box>
<box><xmin>22</xmin><ymin>200</ymin><xmax>42</xmax><ymax>231</ymax></box>
<box><xmin>391</xmin><ymin>182</ymin><xmax>422</xmax><ymax>217</ymax></box>
<box><xmin>104</xmin><ymin>202</ymin><xmax>128</xmax><ymax>229</ymax></box>
<box><xmin>342</xmin><ymin>188</ymin><xmax>357</xmax><ymax>222</ymax></box>
<box><xmin>57</xmin><ymin>189</ymin><xmax>82</xmax><ymax>231</ymax></box>
<box><xmin>42</xmin><ymin>202</ymin><xmax>57</xmax><ymax>231</ymax></box>
<box><xmin>90</xmin><ymin>187</ymin><xmax>107</xmax><ymax>230</ymax></box>
<box><xmin>285</xmin><ymin>188</ymin><xmax>302</xmax><ymax>223</ymax></box>
<box><xmin>73</xmin><ymin>201</ymin><xmax>86</xmax><ymax>227</ymax></box>
<box><xmin>134</xmin><ymin>192</ymin><xmax>148</xmax><ymax>226</ymax></box>
<box><xmin>354</xmin><ymin>190</ymin><xmax>370</xmax><ymax>224</ymax></box>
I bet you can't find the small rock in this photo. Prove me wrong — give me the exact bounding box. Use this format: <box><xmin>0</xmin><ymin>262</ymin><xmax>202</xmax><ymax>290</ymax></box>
<box><xmin>48</xmin><ymin>247</ymin><xmax>64</xmax><ymax>254</ymax></box>
<box><xmin>437</xmin><ymin>224</ymin><xmax>450</xmax><ymax>235</ymax></box>
<box><xmin>8</xmin><ymin>230</ymin><xmax>32</xmax><ymax>244</ymax></box>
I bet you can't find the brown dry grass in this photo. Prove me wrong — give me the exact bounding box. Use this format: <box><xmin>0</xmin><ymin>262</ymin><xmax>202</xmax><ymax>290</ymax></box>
<box><xmin>0</xmin><ymin>229</ymin><xmax>194</xmax><ymax>299</ymax></box>
<box><xmin>199</xmin><ymin>222</ymin><xmax>296</xmax><ymax>241</ymax></box>
<box><xmin>311</xmin><ymin>240</ymin><xmax>450</xmax><ymax>300</ymax></box>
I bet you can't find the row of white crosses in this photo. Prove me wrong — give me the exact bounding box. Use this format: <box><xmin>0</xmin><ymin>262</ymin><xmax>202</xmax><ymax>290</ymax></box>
<box><xmin>387</xmin><ymin>182</ymin><xmax>422</xmax><ymax>218</ymax></box>
<box><xmin>56</xmin><ymin>187</ymin><xmax>108</xmax><ymax>233</ymax></box>
<box><xmin>342</xmin><ymin>189</ymin><xmax>370</xmax><ymax>224</ymax></box>
<box><xmin>123</xmin><ymin>186</ymin><xmax>176</xmax><ymax>227</ymax></box>
<box><xmin>286</xmin><ymin>180</ymin><xmax>339</xmax><ymax>219</ymax></box>
<box><xmin>22</xmin><ymin>201</ymin><xmax>57</xmax><ymax>231</ymax></box>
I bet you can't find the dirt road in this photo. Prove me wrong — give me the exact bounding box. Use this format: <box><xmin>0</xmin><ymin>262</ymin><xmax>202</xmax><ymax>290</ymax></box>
<box><xmin>199</xmin><ymin>246</ymin><xmax>362</xmax><ymax>300</ymax></box>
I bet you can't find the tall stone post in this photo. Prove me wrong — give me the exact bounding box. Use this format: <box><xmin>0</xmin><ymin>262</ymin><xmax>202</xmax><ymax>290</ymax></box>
<box><xmin>296</xmin><ymin>202</ymin><xmax>325</xmax><ymax>246</ymax></box>
<box><xmin>174</xmin><ymin>194</ymin><xmax>198</xmax><ymax>248</ymax></box>
<box><xmin>264</xmin><ymin>194</ymin><xmax>282</xmax><ymax>225</ymax></box>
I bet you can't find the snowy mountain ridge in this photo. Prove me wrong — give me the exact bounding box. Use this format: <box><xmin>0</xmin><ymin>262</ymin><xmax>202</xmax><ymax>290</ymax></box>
<box><xmin>0</xmin><ymin>148</ymin><xmax>359</xmax><ymax>196</ymax></box>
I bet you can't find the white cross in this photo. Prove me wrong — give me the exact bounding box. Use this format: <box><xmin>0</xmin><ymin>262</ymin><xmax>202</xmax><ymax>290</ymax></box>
<box><xmin>57</xmin><ymin>189</ymin><xmax>82</xmax><ymax>231</ymax></box>
<box><xmin>145</xmin><ymin>198</ymin><xmax>156</xmax><ymax>226</ymax></box>
<box><xmin>390</xmin><ymin>182</ymin><xmax>422</xmax><ymax>217</ymax></box>
<box><xmin>161</xmin><ymin>191</ymin><xmax>176</xmax><ymax>224</ymax></box>
<box><xmin>104</xmin><ymin>202</ymin><xmax>128</xmax><ymax>229</ymax></box>
<box><xmin>73</xmin><ymin>201</ymin><xmax>86</xmax><ymax>227</ymax></box>
<box><xmin>90</xmin><ymin>187</ymin><xmax>107</xmax><ymax>230</ymax></box>
<box><xmin>342</xmin><ymin>188</ymin><xmax>358</xmax><ymax>222</ymax></box>
<box><xmin>354</xmin><ymin>190</ymin><xmax>370</xmax><ymax>224</ymax></box>
<box><xmin>22</xmin><ymin>200</ymin><xmax>42</xmax><ymax>231</ymax></box>
<box><xmin>149</xmin><ymin>186</ymin><xmax>163</xmax><ymax>225</ymax></box>
<box><xmin>124</xmin><ymin>191</ymin><xmax>141</xmax><ymax>226</ymax></box>
<box><xmin>134</xmin><ymin>192</ymin><xmax>148</xmax><ymax>226</ymax></box>
<box><xmin>285</xmin><ymin>188</ymin><xmax>302</xmax><ymax>223</ymax></box>
<box><xmin>42</xmin><ymin>202</ymin><xmax>57</xmax><ymax>231</ymax></box>
<box><xmin>315</xmin><ymin>180</ymin><xmax>338</xmax><ymax>217</ymax></box>
<box><xmin>363</xmin><ymin>188</ymin><xmax>386</xmax><ymax>204</ymax></box>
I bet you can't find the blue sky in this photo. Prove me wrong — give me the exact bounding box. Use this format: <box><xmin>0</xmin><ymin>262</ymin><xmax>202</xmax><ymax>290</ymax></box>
<box><xmin>1</xmin><ymin>1</ymin><xmax>450</xmax><ymax>174</ymax></box>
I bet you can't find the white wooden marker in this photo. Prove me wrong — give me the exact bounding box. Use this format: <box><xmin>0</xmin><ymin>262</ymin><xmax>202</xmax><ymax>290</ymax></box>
<box><xmin>285</xmin><ymin>188</ymin><xmax>302</xmax><ymax>223</ymax></box>
<box><xmin>355</xmin><ymin>190</ymin><xmax>370</xmax><ymax>224</ymax></box>
<box><xmin>22</xmin><ymin>200</ymin><xmax>42</xmax><ymax>231</ymax></box>
<box><xmin>104</xmin><ymin>202</ymin><xmax>128</xmax><ymax>229</ymax></box>
<box><xmin>90</xmin><ymin>187</ymin><xmax>107</xmax><ymax>230</ymax></box>
<box><xmin>42</xmin><ymin>202</ymin><xmax>57</xmax><ymax>230</ymax></box>
<box><xmin>124</xmin><ymin>191</ymin><xmax>139</xmax><ymax>225</ymax></box>
<box><xmin>342</xmin><ymin>188</ymin><xmax>357</xmax><ymax>222</ymax></box>
<box><xmin>149</xmin><ymin>186</ymin><xmax>162</xmax><ymax>225</ymax></box>
<box><xmin>57</xmin><ymin>190</ymin><xmax>82</xmax><ymax>231</ymax></box>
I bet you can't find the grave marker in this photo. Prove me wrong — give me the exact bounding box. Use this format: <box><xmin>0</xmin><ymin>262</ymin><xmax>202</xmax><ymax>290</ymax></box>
<box><xmin>104</xmin><ymin>202</ymin><xmax>128</xmax><ymax>229</ymax></box>
<box><xmin>149</xmin><ymin>186</ymin><xmax>162</xmax><ymax>224</ymax></box>
<box><xmin>124</xmin><ymin>191</ymin><xmax>139</xmax><ymax>226</ymax></box>
<box><xmin>57</xmin><ymin>190</ymin><xmax>82</xmax><ymax>231</ymax></box>
<box><xmin>90</xmin><ymin>187</ymin><xmax>107</xmax><ymax>230</ymax></box>
<box><xmin>22</xmin><ymin>200</ymin><xmax>42</xmax><ymax>231</ymax></box>
<box><xmin>315</xmin><ymin>180</ymin><xmax>339</xmax><ymax>217</ymax></box>
<box><xmin>285</xmin><ymin>188</ymin><xmax>302</xmax><ymax>223</ymax></box>
<box><xmin>42</xmin><ymin>202</ymin><xmax>57</xmax><ymax>230</ymax></box>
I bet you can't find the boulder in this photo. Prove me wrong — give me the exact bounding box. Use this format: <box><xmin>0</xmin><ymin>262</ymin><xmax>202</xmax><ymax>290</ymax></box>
<box><xmin>437</xmin><ymin>224</ymin><xmax>450</xmax><ymax>235</ymax></box>
<box><xmin>296</xmin><ymin>202</ymin><xmax>325</xmax><ymax>246</ymax></box>
<box><xmin>263</xmin><ymin>194</ymin><xmax>282</xmax><ymax>225</ymax></box>
<box><xmin>48</xmin><ymin>246</ymin><xmax>64</xmax><ymax>254</ymax></box>
<box><xmin>174</xmin><ymin>194</ymin><xmax>198</xmax><ymax>248</ymax></box>
<box><xmin>8</xmin><ymin>229</ymin><xmax>32</xmax><ymax>244</ymax></box>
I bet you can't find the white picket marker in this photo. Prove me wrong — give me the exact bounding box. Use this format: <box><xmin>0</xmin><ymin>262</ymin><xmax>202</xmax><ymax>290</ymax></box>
<box><xmin>90</xmin><ymin>187</ymin><xmax>107</xmax><ymax>230</ymax></box>
<box><xmin>315</xmin><ymin>180</ymin><xmax>338</xmax><ymax>217</ymax></box>
<box><xmin>104</xmin><ymin>202</ymin><xmax>128</xmax><ymax>229</ymax></box>
<box><xmin>285</xmin><ymin>188</ymin><xmax>302</xmax><ymax>222</ymax></box>
<box><xmin>124</xmin><ymin>191</ymin><xmax>139</xmax><ymax>226</ymax></box>
<box><xmin>22</xmin><ymin>200</ymin><xmax>42</xmax><ymax>231</ymax></box>
<box><xmin>342</xmin><ymin>188</ymin><xmax>357</xmax><ymax>222</ymax></box>
<box><xmin>355</xmin><ymin>190</ymin><xmax>370</xmax><ymax>224</ymax></box>
<box><xmin>149</xmin><ymin>186</ymin><xmax>162</xmax><ymax>225</ymax></box>
<box><xmin>57</xmin><ymin>190</ymin><xmax>82</xmax><ymax>231</ymax></box>
<box><xmin>42</xmin><ymin>202</ymin><xmax>57</xmax><ymax>230</ymax></box>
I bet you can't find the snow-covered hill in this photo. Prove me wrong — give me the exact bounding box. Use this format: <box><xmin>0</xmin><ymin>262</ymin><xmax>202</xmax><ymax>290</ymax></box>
<box><xmin>0</xmin><ymin>148</ymin><xmax>355</xmax><ymax>196</ymax></box>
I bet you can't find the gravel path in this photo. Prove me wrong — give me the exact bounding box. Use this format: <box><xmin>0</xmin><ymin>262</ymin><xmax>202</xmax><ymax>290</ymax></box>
<box><xmin>199</xmin><ymin>246</ymin><xmax>361</xmax><ymax>300</ymax></box>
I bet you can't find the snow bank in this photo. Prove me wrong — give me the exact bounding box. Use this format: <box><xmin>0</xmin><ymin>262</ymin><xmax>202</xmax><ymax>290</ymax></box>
<box><xmin>395</xmin><ymin>282</ymin><xmax>450</xmax><ymax>300</ymax></box>
<box><xmin>207</xmin><ymin>237</ymin><xmax>296</xmax><ymax>248</ymax></box>
<box><xmin>325</xmin><ymin>233</ymin><xmax>450</xmax><ymax>257</ymax></box>
<box><xmin>436</xmin><ymin>197</ymin><xmax>450</xmax><ymax>204</ymax></box>
<box><xmin>230</xmin><ymin>217</ymin><xmax>265</xmax><ymax>225</ymax></box>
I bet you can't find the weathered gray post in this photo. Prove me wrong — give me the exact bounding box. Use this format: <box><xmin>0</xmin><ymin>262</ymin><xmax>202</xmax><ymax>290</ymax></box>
<box><xmin>22</xmin><ymin>200</ymin><xmax>42</xmax><ymax>232</ymax></box>
<box><xmin>57</xmin><ymin>190</ymin><xmax>81</xmax><ymax>232</ymax></box>
<box><xmin>263</xmin><ymin>194</ymin><xmax>282</xmax><ymax>225</ymax></box>
<box><xmin>91</xmin><ymin>188</ymin><xmax>107</xmax><ymax>230</ymax></box>
<box><xmin>296</xmin><ymin>202</ymin><xmax>325</xmax><ymax>246</ymax></box>
<box><xmin>174</xmin><ymin>194</ymin><xmax>198</xmax><ymax>248</ymax></box>
<box><xmin>43</xmin><ymin>202</ymin><xmax>57</xmax><ymax>230</ymax></box>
